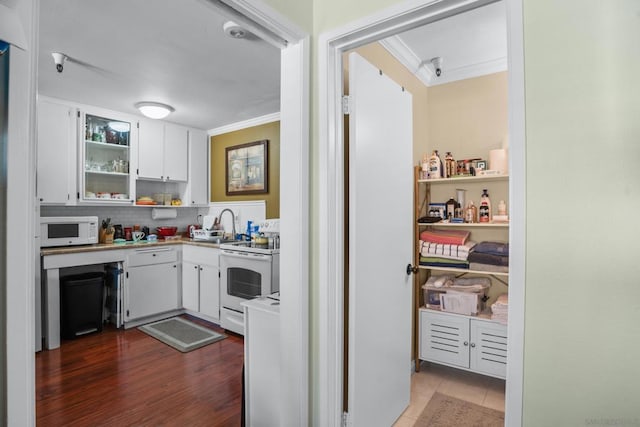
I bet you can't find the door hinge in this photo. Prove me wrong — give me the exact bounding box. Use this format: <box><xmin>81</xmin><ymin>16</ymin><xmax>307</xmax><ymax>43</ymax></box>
<box><xmin>126</xmin><ymin>271</ymin><xmax>129</xmax><ymax>279</ymax></box>
<box><xmin>136</xmin><ymin>168</ymin><xmax>139</xmax><ymax>175</ymax></box>
<box><xmin>342</xmin><ymin>412</ymin><xmax>351</xmax><ymax>427</ymax></box>
<box><xmin>126</xmin><ymin>310</ymin><xmax>130</xmax><ymax>317</ymax></box>
<box><xmin>77</xmin><ymin>111</ymin><xmax>80</xmax><ymax>118</ymax></box>
<box><xmin>136</xmin><ymin>121</ymin><xmax>139</xmax><ymax>129</ymax></box>
<box><xmin>218</xmin><ymin>271</ymin><xmax>221</xmax><ymax>278</ymax></box>
<box><xmin>77</xmin><ymin>192</ymin><xmax>80</xmax><ymax>200</ymax></box>
<box><xmin>342</xmin><ymin>95</ymin><xmax>351</xmax><ymax>115</ymax></box>
<box><xmin>67</xmin><ymin>193</ymin><xmax>70</xmax><ymax>200</ymax></box>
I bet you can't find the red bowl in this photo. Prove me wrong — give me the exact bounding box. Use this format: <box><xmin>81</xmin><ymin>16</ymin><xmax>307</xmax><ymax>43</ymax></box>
<box><xmin>156</xmin><ymin>226</ymin><xmax>178</xmax><ymax>237</ymax></box>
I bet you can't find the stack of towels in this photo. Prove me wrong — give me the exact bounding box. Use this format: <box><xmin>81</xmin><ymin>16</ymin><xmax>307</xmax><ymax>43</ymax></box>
<box><xmin>468</xmin><ymin>241</ymin><xmax>509</xmax><ymax>272</ymax></box>
<box><xmin>491</xmin><ymin>293</ymin><xmax>508</xmax><ymax>324</ymax></box>
<box><xmin>419</xmin><ymin>229</ymin><xmax>475</xmax><ymax>269</ymax></box>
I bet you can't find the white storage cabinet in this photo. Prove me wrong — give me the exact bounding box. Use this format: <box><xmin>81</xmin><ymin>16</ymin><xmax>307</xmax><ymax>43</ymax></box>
<box><xmin>182</xmin><ymin>245</ymin><xmax>220</xmax><ymax>321</ymax></box>
<box><xmin>419</xmin><ymin>309</ymin><xmax>507</xmax><ymax>379</ymax></box>
<box><xmin>187</xmin><ymin>128</ymin><xmax>209</xmax><ymax>206</ymax></box>
<box><xmin>138</xmin><ymin>120</ymin><xmax>188</xmax><ymax>182</ymax></box>
<box><xmin>124</xmin><ymin>247</ymin><xmax>180</xmax><ymax>323</ymax></box>
<box><xmin>36</xmin><ymin>99</ymin><xmax>77</xmax><ymax>205</ymax></box>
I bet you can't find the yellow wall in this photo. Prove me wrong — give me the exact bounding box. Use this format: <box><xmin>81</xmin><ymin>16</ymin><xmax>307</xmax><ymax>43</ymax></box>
<box><xmin>210</xmin><ymin>121</ymin><xmax>280</xmax><ymax>218</ymax></box>
<box><xmin>426</xmin><ymin>72</ymin><xmax>508</xmax><ymax>160</ymax></box>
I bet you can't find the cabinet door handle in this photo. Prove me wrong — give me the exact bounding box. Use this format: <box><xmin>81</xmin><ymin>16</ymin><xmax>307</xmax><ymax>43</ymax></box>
<box><xmin>463</xmin><ymin>341</ymin><xmax>469</xmax><ymax>346</ymax></box>
<box><xmin>152</xmin><ymin>253</ymin><xmax>156</xmax><ymax>257</ymax></box>
<box><xmin>199</xmin><ymin>267</ymin><xmax>203</xmax><ymax>271</ymax></box>
<box><xmin>173</xmin><ymin>265</ymin><xmax>177</xmax><ymax>268</ymax></box>
<box><xmin>470</xmin><ymin>343</ymin><xmax>476</xmax><ymax>348</ymax></box>
<box><xmin>194</xmin><ymin>265</ymin><xmax>198</xmax><ymax>269</ymax></box>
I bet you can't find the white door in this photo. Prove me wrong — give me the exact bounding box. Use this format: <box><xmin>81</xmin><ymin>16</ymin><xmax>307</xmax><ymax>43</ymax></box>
<box><xmin>347</xmin><ymin>52</ymin><xmax>414</xmax><ymax>426</ymax></box>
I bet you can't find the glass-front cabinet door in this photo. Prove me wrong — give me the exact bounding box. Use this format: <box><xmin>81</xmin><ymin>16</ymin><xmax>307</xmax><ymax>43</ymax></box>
<box><xmin>80</xmin><ymin>111</ymin><xmax>135</xmax><ymax>203</ymax></box>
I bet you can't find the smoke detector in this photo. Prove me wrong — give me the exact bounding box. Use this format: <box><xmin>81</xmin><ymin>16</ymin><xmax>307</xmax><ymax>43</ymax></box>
<box><xmin>223</xmin><ymin>21</ymin><xmax>247</xmax><ymax>39</ymax></box>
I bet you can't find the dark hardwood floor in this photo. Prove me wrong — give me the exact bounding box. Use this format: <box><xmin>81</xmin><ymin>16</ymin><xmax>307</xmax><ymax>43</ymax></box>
<box><xmin>36</xmin><ymin>315</ymin><xmax>244</xmax><ymax>426</ymax></box>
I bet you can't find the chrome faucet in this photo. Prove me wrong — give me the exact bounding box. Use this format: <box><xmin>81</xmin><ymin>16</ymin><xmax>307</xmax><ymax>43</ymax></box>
<box><xmin>217</xmin><ymin>208</ymin><xmax>236</xmax><ymax>240</ymax></box>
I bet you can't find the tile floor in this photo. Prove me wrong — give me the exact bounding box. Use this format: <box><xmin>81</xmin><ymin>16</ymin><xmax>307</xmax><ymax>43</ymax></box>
<box><xmin>393</xmin><ymin>362</ymin><xmax>505</xmax><ymax>426</ymax></box>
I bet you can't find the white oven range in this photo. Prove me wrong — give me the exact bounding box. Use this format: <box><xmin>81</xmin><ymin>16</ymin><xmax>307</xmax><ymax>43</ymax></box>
<box><xmin>219</xmin><ymin>242</ymin><xmax>279</xmax><ymax>335</ymax></box>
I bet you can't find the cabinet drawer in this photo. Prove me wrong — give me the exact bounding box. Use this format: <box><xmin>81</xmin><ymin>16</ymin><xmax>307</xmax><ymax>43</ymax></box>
<box><xmin>183</xmin><ymin>244</ymin><xmax>219</xmax><ymax>267</ymax></box>
<box><xmin>127</xmin><ymin>248</ymin><xmax>177</xmax><ymax>267</ymax></box>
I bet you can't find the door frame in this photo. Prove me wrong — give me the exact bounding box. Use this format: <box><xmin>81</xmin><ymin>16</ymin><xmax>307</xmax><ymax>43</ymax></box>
<box><xmin>6</xmin><ymin>1</ymin><xmax>310</xmax><ymax>425</ymax></box>
<box><xmin>318</xmin><ymin>0</ymin><xmax>526</xmax><ymax>425</ymax></box>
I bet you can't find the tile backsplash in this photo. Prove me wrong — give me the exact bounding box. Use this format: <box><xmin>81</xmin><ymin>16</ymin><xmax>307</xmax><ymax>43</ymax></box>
<box><xmin>41</xmin><ymin>206</ymin><xmax>209</xmax><ymax>235</ymax></box>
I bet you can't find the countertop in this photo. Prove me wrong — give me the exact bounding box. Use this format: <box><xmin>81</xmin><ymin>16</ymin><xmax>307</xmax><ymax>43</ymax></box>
<box><xmin>40</xmin><ymin>237</ymin><xmax>222</xmax><ymax>256</ymax></box>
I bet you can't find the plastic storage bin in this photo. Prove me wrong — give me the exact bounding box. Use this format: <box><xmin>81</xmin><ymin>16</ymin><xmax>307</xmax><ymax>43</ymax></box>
<box><xmin>60</xmin><ymin>272</ymin><xmax>105</xmax><ymax>339</ymax></box>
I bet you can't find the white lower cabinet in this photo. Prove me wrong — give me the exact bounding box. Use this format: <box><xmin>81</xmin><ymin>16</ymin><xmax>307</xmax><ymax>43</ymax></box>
<box><xmin>124</xmin><ymin>248</ymin><xmax>180</xmax><ymax>322</ymax></box>
<box><xmin>419</xmin><ymin>309</ymin><xmax>507</xmax><ymax>379</ymax></box>
<box><xmin>182</xmin><ymin>245</ymin><xmax>220</xmax><ymax>321</ymax></box>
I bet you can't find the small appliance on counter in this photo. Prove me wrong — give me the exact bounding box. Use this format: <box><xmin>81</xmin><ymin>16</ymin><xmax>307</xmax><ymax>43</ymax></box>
<box><xmin>40</xmin><ymin>216</ymin><xmax>99</xmax><ymax>247</ymax></box>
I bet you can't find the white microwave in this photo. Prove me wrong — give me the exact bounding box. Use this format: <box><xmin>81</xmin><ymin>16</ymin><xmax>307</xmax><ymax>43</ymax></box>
<box><xmin>40</xmin><ymin>216</ymin><xmax>99</xmax><ymax>247</ymax></box>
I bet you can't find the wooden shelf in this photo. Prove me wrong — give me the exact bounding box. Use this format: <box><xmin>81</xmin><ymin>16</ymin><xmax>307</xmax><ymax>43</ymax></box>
<box><xmin>418</xmin><ymin>222</ymin><xmax>508</xmax><ymax>228</ymax></box>
<box><xmin>417</xmin><ymin>174</ymin><xmax>508</xmax><ymax>184</ymax></box>
<box><xmin>418</xmin><ymin>265</ymin><xmax>509</xmax><ymax>277</ymax></box>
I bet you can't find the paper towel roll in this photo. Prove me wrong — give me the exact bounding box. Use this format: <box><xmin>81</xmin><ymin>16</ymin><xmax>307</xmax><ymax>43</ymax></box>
<box><xmin>151</xmin><ymin>208</ymin><xmax>177</xmax><ymax>220</ymax></box>
<box><xmin>489</xmin><ymin>149</ymin><xmax>508</xmax><ymax>174</ymax></box>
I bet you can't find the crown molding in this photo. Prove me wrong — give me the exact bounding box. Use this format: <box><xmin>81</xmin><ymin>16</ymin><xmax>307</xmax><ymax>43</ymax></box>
<box><xmin>207</xmin><ymin>112</ymin><xmax>280</xmax><ymax>136</ymax></box>
<box><xmin>379</xmin><ymin>35</ymin><xmax>507</xmax><ymax>87</ymax></box>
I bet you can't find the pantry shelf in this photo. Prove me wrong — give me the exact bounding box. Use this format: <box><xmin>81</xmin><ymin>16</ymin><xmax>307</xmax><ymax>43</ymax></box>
<box><xmin>418</xmin><ymin>222</ymin><xmax>508</xmax><ymax>228</ymax></box>
<box><xmin>418</xmin><ymin>265</ymin><xmax>509</xmax><ymax>277</ymax></box>
<box><xmin>418</xmin><ymin>174</ymin><xmax>508</xmax><ymax>184</ymax></box>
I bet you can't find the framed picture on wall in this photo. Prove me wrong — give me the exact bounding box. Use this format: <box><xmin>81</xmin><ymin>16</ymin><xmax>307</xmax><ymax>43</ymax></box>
<box><xmin>225</xmin><ymin>139</ymin><xmax>269</xmax><ymax>195</ymax></box>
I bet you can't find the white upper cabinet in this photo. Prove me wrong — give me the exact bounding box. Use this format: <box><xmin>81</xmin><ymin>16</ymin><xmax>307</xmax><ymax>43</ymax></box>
<box><xmin>188</xmin><ymin>128</ymin><xmax>209</xmax><ymax>206</ymax></box>
<box><xmin>137</xmin><ymin>119</ymin><xmax>164</xmax><ymax>180</ymax></box>
<box><xmin>137</xmin><ymin>120</ymin><xmax>188</xmax><ymax>182</ymax></box>
<box><xmin>79</xmin><ymin>109</ymin><xmax>136</xmax><ymax>203</ymax></box>
<box><xmin>36</xmin><ymin>99</ymin><xmax>77</xmax><ymax>205</ymax></box>
<box><xmin>164</xmin><ymin>124</ymin><xmax>189</xmax><ymax>182</ymax></box>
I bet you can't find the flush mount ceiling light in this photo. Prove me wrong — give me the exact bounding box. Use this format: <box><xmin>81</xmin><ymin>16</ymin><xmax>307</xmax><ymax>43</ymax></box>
<box><xmin>135</xmin><ymin>102</ymin><xmax>175</xmax><ymax>119</ymax></box>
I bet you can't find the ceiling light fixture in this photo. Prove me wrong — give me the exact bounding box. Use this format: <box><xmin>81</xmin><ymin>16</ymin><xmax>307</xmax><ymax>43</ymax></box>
<box><xmin>135</xmin><ymin>102</ymin><xmax>175</xmax><ymax>119</ymax></box>
<box><xmin>223</xmin><ymin>21</ymin><xmax>247</xmax><ymax>39</ymax></box>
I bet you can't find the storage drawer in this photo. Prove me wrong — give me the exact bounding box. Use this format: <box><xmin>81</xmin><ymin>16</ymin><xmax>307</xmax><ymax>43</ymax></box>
<box><xmin>127</xmin><ymin>248</ymin><xmax>177</xmax><ymax>267</ymax></box>
<box><xmin>183</xmin><ymin>244</ymin><xmax>219</xmax><ymax>267</ymax></box>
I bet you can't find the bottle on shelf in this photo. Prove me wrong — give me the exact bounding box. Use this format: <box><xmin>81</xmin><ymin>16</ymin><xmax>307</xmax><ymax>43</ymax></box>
<box><xmin>429</xmin><ymin>150</ymin><xmax>443</xmax><ymax>179</ymax></box>
<box><xmin>479</xmin><ymin>189</ymin><xmax>492</xmax><ymax>223</ymax></box>
<box><xmin>446</xmin><ymin>197</ymin><xmax>457</xmax><ymax>220</ymax></box>
<box><xmin>444</xmin><ymin>152</ymin><xmax>456</xmax><ymax>178</ymax></box>
<box><xmin>465</xmin><ymin>200</ymin><xmax>477</xmax><ymax>223</ymax></box>
<box><xmin>498</xmin><ymin>200</ymin><xmax>507</xmax><ymax>216</ymax></box>
<box><xmin>421</xmin><ymin>153</ymin><xmax>429</xmax><ymax>179</ymax></box>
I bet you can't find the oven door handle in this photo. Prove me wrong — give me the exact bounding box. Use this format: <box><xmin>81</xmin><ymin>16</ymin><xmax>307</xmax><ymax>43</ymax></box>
<box><xmin>221</xmin><ymin>251</ymin><xmax>271</xmax><ymax>261</ymax></box>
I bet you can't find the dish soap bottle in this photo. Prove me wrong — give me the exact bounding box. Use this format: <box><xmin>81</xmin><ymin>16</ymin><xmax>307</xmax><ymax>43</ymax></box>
<box><xmin>479</xmin><ymin>189</ymin><xmax>492</xmax><ymax>223</ymax></box>
<box><xmin>465</xmin><ymin>201</ymin><xmax>477</xmax><ymax>223</ymax></box>
<box><xmin>429</xmin><ymin>150</ymin><xmax>443</xmax><ymax>179</ymax></box>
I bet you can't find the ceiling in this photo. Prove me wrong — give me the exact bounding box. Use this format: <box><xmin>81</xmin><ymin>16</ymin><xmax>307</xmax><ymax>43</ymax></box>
<box><xmin>382</xmin><ymin>1</ymin><xmax>507</xmax><ymax>86</ymax></box>
<box><xmin>37</xmin><ymin>0</ymin><xmax>281</xmax><ymax>131</ymax></box>
<box><xmin>37</xmin><ymin>1</ymin><xmax>505</xmax><ymax>131</ymax></box>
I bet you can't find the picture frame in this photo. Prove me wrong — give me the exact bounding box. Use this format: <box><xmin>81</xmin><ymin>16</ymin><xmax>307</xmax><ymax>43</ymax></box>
<box><xmin>475</xmin><ymin>160</ymin><xmax>487</xmax><ymax>171</ymax></box>
<box><xmin>225</xmin><ymin>140</ymin><xmax>269</xmax><ymax>195</ymax></box>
